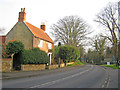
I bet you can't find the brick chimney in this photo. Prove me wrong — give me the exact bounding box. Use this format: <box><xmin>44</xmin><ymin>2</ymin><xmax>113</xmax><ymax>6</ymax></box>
<box><xmin>41</xmin><ymin>22</ymin><xmax>46</xmax><ymax>31</ymax></box>
<box><xmin>18</xmin><ymin>8</ymin><xmax>26</xmax><ymax>22</ymax></box>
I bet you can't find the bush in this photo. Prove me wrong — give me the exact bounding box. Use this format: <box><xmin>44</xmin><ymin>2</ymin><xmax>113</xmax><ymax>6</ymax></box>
<box><xmin>53</xmin><ymin>46</ymin><xmax>60</xmax><ymax>60</ymax></box>
<box><xmin>20</xmin><ymin>48</ymin><xmax>49</xmax><ymax>64</ymax></box>
<box><xmin>59</xmin><ymin>45</ymin><xmax>80</xmax><ymax>63</ymax></box>
<box><xmin>6</xmin><ymin>41</ymin><xmax>24</xmax><ymax>56</ymax></box>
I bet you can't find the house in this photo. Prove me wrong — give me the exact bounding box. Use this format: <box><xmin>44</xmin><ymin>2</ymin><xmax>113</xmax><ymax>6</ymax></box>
<box><xmin>5</xmin><ymin>8</ymin><xmax>54</xmax><ymax>53</ymax></box>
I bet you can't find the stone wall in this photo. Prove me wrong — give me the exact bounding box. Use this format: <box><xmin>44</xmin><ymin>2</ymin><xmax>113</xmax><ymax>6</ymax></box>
<box><xmin>21</xmin><ymin>64</ymin><xmax>46</xmax><ymax>71</ymax></box>
<box><xmin>60</xmin><ymin>63</ymin><xmax>65</xmax><ymax>68</ymax></box>
<box><xmin>0</xmin><ymin>58</ymin><xmax>12</xmax><ymax>72</ymax></box>
<box><xmin>48</xmin><ymin>64</ymin><xmax>59</xmax><ymax>69</ymax></box>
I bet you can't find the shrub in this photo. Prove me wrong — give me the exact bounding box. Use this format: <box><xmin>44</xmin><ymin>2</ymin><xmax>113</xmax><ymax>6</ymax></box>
<box><xmin>59</xmin><ymin>45</ymin><xmax>80</xmax><ymax>63</ymax></box>
<box><xmin>53</xmin><ymin>46</ymin><xmax>60</xmax><ymax>60</ymax></box>
<box><xmin>6</xmin><ymin>41</ymin><xmax>24</xmax><ymax>57</ymax></box>
<box><xmin>20</xmin><ymin>48</ymin><xmax>49</xmax><ymax>64</ymax></box>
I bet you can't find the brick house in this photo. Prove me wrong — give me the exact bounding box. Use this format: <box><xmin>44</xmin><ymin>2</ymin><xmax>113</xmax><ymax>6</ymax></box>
<box><xmin>5</xmin><ymin>8</ymin><xmax>54</xmax><ymax>53</ymax></box>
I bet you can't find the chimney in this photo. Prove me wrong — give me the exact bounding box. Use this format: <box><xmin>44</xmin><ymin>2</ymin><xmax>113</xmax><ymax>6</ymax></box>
<box><xmin>41</xmin><ymin>22</ymin><xmax>46</xmax><ymax>31</ymax></box>
<box><xmin>18</xmin><ymin>8</ymin><xmax>26</xmax><ymax>22</ymax></box>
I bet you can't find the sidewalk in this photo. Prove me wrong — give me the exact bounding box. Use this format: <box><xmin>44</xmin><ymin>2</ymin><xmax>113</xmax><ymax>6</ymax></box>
<box><xmin>1</xmin><ymin>65</ymin><xmax>84</xmax><ymax>80</ymax></box>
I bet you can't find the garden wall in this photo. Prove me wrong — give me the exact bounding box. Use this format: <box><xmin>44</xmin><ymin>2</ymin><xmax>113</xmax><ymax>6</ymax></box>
<box><xmin>21</xmin><ymin>64</ymin><xmax>46</xmax><ymax>71</ymax></box>
<box><xmin>60</xmin><ymin>63</ymin><xmax>65</xmax><ymax>67</ymax></box>
<box><xmin>0</xmin><ymin>58</ymin><xmax>12</xmax><ymax>72</ymax></box>
<box><xmin>48</xmin><ymin>64</ymin><xmax>59</xmax><ymax>69</ymax></box>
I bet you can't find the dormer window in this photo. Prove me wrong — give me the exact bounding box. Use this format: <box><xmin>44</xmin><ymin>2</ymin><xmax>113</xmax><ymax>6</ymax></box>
<box><xmin>38</xmin><ymin>40</ymin><xmax>43</xmax><ymax>47</ymax></box>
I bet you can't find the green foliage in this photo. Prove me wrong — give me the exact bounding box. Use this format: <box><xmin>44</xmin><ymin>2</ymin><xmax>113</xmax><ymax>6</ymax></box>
<box><xmin>102</xmin><ymin>64</ymin><xmax>119</xmax><ymax>69</ymax></box>
<box><xmin>59</xmin><ymin>45</ymin><xmax>80</xmax><ymax>63</ymax></box>
<box><xmin>20</xmin><ymin>48</ymin><xmax>49</xmax><ymax>64</ymax></box>
<box><xmin>118</xmin><ymin>43</ymin><xmax>120</xmax><ymax>60</ymax></box>
<box><xmin>86</xmin><ymin>49</ymin><xmax>104</xmax><ymax>64</ymax></box>
<box><xmin>53</xmin><ymin>46</ymin><xmax>60</xmax><ymax>60</ymax></box>
<box><xmin>6</xmin><ymin>41</ymin><xmax>24</xmax><ymax>56</ymax></box>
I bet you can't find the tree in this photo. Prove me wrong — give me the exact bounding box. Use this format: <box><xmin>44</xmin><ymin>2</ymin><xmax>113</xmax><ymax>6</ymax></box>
<box><xmin>51</xmin><ymin>15</ymin><xmax>91</xmax><ymax>47</ymax></box>
<box><xmin>6</xmin><ymin>41</ymin><xmax>24</xmax><ymax>57</ymax></box>
<box><xmin>95</xmin><ymin>3</ymin><xmax>119</xmax><ymax>64</ymax></box>
<box><xmin>59</xmin><ymin>45</ymin><xmax>80</xmax><ymax>64</ymax></box>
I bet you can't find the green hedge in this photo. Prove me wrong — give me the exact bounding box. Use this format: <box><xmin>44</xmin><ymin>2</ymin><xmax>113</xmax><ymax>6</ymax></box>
<box><xmin>59</xmin><ymin>45</ymin><xmax>80</xmax><ymax>63</ymax></box>
<box><xmin>6</xmin><ymin>41</ymin><xmax>24</xmax><ymax>56</ymax></box>
<box><xmin>20</xmin><ymin>48</ymin><xmax>49</xmax><ymax>64</ymax></box>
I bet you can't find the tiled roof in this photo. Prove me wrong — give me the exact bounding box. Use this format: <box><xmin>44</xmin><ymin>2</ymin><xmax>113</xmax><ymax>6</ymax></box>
<box><xmin>25</xmin><ymin>22</ymin><xmax>54</xmax><ymax>44</ymax></box>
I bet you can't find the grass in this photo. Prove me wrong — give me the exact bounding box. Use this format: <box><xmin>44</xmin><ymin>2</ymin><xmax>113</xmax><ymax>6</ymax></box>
<box><xmin>101</xmin><ymin>64</ymin><xmax>119</xmax><ymax>69</ymax></box>
<box><xmin>67</xmin><ymin>60</ymin><xmax>84</xmax><ymax>67</ymax></box>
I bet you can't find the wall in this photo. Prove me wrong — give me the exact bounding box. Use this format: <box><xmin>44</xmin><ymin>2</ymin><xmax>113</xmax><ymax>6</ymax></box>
<box><xmin>21</xmin><ymin>64</ymin><xmax>45</xmax><ymax>71</ymax></box>
<box><xmin>33</xmin><ymin>36</ymin><xmax>54</xmax><ymax>53</ymax></box>
<box><xmin>5</xmin><ymin>22</ymin><xmax>33</xmax><ymax>50</ymax></box>
<box><xmin>60</xmin><ymin>63</ymin><xmax>65</xmax><ymax>68</ymax></box>
<box><xmin>0</xmin><ymin>58</ymin><xmax>12</xmax><ymax>72</ymax></box>
<box><xmin>48</xmin><ymin>64</ymin><xmax>59</xmax><ymax>69</ymax></box>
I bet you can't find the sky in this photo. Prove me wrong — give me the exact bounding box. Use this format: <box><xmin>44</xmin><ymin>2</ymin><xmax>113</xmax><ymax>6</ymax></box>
<box><xmin>0</xmin><ymin>0</ymin><xmax>119</xmax><ymax>43</ymax></box>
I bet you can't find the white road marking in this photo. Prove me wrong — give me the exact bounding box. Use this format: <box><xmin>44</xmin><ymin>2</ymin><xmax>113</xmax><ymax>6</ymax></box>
<box><xmin>30</xmin><ymin>65</ymin><xmax>93</xmax><ymax>88</ymax></box>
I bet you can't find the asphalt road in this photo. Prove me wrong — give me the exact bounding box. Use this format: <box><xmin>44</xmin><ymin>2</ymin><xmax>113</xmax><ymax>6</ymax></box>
<box><xmin>2</xmin><ymin>65</ymin><xmax>118</xmax><ymax>88</ymax></box>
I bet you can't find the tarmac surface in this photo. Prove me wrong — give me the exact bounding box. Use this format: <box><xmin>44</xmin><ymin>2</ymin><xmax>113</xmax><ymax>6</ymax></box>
<box><xmin>1</xmin><ymin>65</ymin><xmax>119</xmax><ymax>89</ymax></box>
<box><xmin>2</xmin><ymin>65</ymin><xmax>84</xmax><ymax>80</ymax></box>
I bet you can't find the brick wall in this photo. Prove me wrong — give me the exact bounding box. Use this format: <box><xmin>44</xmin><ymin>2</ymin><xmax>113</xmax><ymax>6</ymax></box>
<box><xmin>33</xmin><ymin>36</ymin><xmax>54</xmax><ymax>53</ymax></box>
<box><xmin>0</xmin><ymin>58</ymin><xmax>12</xmax><ymax>72</ymax></box>
<box><xmin>21</xmin><ymin>64</ymin><xmax>46</xmax><ymax>71</ymax></box>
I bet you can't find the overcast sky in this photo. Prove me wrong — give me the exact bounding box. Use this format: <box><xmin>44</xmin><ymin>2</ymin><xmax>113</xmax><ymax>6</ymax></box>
<box><xmin>0</xmin><ymin>0</ymin><xmax>119</xmax><ymax>41</ymax></box>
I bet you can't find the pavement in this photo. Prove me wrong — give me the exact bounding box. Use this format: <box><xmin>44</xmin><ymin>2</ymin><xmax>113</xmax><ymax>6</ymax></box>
<box><xmin>1</xmin><ymin>65</ymin><xmax>84</xmax><ymax>80</ymax></box>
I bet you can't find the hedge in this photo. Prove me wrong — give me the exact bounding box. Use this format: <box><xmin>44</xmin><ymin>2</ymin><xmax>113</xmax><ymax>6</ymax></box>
<box><xmin>20</xmin><ymin>48</ymin><xmax>49</xmax><ymax>64</ymax></box>
<box><xmin>59</xmin><ymin>45</ymin><xmax>80</xmax><ymax>63</ymax></box>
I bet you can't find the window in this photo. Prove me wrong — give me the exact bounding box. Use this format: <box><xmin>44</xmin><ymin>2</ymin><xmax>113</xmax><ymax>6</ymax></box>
<box><xmin>38</xmin><ymin>40</ymin><xmax>43</xmax><ymax>47</ymax></box>
<box><xmin>48</xmin><ymin>43</ymin><xmax>51</xmax><ymax>49</ymax></box>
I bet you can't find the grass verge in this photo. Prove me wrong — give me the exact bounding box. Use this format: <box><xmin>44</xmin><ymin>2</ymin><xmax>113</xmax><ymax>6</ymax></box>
<box><xmin>101</xmin><ymin>64</ymin><xmax>119</xmax><ymax>69</ymax></box>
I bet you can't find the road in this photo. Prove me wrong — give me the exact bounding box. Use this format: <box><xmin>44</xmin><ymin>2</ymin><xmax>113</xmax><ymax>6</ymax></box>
<box><xmin>2</xmin><ymin>65</ymin><xmax>118</xmax><ymax>88</ymax></box>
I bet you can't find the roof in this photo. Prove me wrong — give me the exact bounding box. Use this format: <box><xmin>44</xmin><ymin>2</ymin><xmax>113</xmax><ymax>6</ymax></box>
<box><xmin>24</xmin><ymin>22</ymin><xmax>54</xmax><ymax>44</ymax></box>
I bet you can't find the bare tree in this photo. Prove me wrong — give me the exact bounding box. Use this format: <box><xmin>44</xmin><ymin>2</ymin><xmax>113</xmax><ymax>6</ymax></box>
<box><xmin>95</xmin><ymin>3</ymin><xmax>119</xmax><ymax>63</ymax></box>
<box><xmin>51</xmin><ymin>15</ymin><xmax>91</xmax><ymax>47</ymax></box>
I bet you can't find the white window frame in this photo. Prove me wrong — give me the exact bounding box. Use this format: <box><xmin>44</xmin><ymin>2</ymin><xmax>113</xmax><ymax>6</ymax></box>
<box><xmin>38</xmin><ymin>40</ymin><xmax>43</xmax><ymax>47</ymax></box>
<box><xmin>48</xmin><ymin>43</ymin><xmax>52</xmax><ymax>49</ymax></box>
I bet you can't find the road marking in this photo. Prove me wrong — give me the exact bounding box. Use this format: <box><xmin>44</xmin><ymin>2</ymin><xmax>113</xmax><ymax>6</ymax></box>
<box><xmin>101</xmin><ymin>66</ymin><xmax>110</xmax><ymax>88</ymax></box>
<box><xmin>29</xmin><ymin>65</ymin><xmax>93</xmax><ymax>88</ymax></box>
